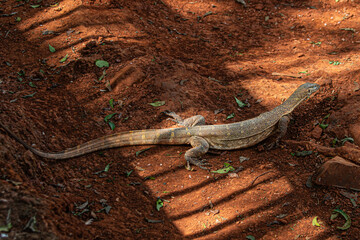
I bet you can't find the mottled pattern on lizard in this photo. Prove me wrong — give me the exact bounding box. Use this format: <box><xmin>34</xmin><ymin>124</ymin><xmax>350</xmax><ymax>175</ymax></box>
<box><xmin>0</xmin><ymin>82</ymin><xmax>320</xmax><ymax>170</ymax></box>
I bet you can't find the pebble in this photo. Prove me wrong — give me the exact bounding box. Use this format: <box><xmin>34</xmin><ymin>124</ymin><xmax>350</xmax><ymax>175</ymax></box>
<box><xmin>313</xmin><ymin>156</ymin><xmax>360</xmax><ymax>190</ymax></box>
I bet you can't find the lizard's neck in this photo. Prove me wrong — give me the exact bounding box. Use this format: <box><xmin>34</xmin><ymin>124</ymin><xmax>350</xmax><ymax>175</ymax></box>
<box><xmin>272</xmin><ymin>93</ymin><xmax>304</xmax><ymax>117</ymax></box>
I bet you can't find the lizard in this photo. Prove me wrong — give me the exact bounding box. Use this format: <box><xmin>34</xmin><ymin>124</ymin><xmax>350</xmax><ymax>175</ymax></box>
<box><xmin>0</xmin><ymin>82</ymin><xmax>319</xmax><ymax>170</ymax></box>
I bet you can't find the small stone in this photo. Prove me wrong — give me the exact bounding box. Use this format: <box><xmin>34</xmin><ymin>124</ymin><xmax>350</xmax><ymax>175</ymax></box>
<box><xmin>85</xmin><ymin>40</ymin><xmax>97</xmax><ymax>49</ymax></box>
<box><xmin>310</xmin><ymin>126</ymin><xmax>323</xmax><ymax>139</ymax></box>
<box><xmin>239</xmin><ymin>156</ymin><xmax>250</xmax><ymax>163</ymax></box>
<box><xmin>42</xmin><ymin>30</ymin><xmax>54</xmax><ymax>35</ymax></box>
<box><xmin>278</xmin><ymin>219</ymin><xmax>288</xmax><ymax>224</ymax></box>
<box><xmin>228</xmin><ymin>172</ymin><xmax>239</xmax><ymax>178</ymax></box>
<box><xmin>297</xmin><ymin>53</ymin><xmax>305</xmax><ymax>58</ymax></box>
<box><xmin>313</xmin><ymin>156</ymin><xmax>360</xmax><ymax>190</ymax></box>
<box><xmin>306</xmin><ymin>175</ymin><xmax>313</xmax><ymax>188</ymax></box>
<box><xmin>349</xmin><ymin>124</ymin><xmax>360</xmax><ymax>145</ymax></box>
<box><xmin>315</xmin><ymin>78</ymin><xmax>332</xmax><ymax>86</ymax></box>
<box><xmin>235</xmin><ymin>0</ymin><xmax>246</xmax><ymax>7</ymax></box>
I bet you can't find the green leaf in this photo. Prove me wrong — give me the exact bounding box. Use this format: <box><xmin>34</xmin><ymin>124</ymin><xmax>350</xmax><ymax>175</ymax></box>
<box><xmin>126</xmin><ymin>170</ymin><xmax>133</xmax><ymax>177</ymax></box>
<box><xmin>331</xmin><ymin>208</ymin><xmax>351</xmax><ymax>230</ymax></box>
<box><xmin>104</xmin><ymin>162</ymin><xmax>111</xmax><ymax>172</ymax></box>
<box><xmin>74</xmin><ymin>209</ymin><xmax>89</xmax><ymax>216</ymax></box>
<box><xmin>330</xmin><ymin>212</ymin><xmax>338</xmax><ymax>220</ymax></box>
<box><xmin>226</xmin><ymin>113</ymin><xmax>235</xmax><ymax>119</ymax></box>
<box><xmin>22</xmin><ymin>92</ymin><xmax>36</xmax><ymax>98</ymax></box>
<box><xmin>149</xmin><ymin>101</ymin><xmax>165</xmax><ymax>107</ymax></box>
<box><xmin>15</xmin><ymin>17</ymin><xmax>21</xmax><ymax>22</ymax></box>
<box><xmin>145</xmin><ymin>218</ymin><xmax>163</xmax><ymax>223</ymax></box>
<box><xmin>98</xmin><ymin>70</ymin><xmax>106</xmax><ymax>81</ymax></box>
<box><xmin>18</xmin><ymin>70</ymin><xmax>25</xmax><ymax>76</ymax></box>
<box><xmin>0</xmin><ymin>223</ymin><xmax>12</xmax><ymax>232</ymax></box>
<box><xmin>329</xmin><ymin>61</ymin><xmax>341</xmax><ymax>65</ymax></box>
<box><xmin>23</xmin><ymin>216</ymin><xmax>37</xmax><ymax>232</ymax></box>
<box><xmin>319</xmin><ymin>114</ymin><xmax>330</xmax><ymax>129</ymax></box>
<box><xmin>136</xmin><ymin>147</ymin><xmax>152</xmax><ymax>156</ymax></box>
<box><xmin>30</xmin><ymin>4</ymin><xmax>41</xmax><ymax>8</ymax></box>
<box><xmin>144</xmin><ymin>176</ymin><xmax>156</xmax><ymax>180</ymax></box>
<box><xmin>246</xmin><ymin>236</ymin><xmax>256</xmax><ymax>240</ymax></box>
<box><xmin>104</xmin><ymin>113</ymin><xmax>117</xmax><ymax>122</ymax></box>
<box><xmin>0</xmin><ymin>209</ymin><xmax>12</xmax><ymax>232</ymax></box>
<box><xmin>104</xmin><ymin>205</ymin><xmax>111</xmax><ymax>214</ymax></box>
<box><xmin>341</xmin><ymin>137</ymin><xmax>354</xmax><ymax>145</ymax></box>
<box><xmin>108</xmin><ymin>121</ymin><xmax>115</xmax><ymax>130</ymax></box>
<box><xmin>211</xmin><ymin>163</ymin><xmax>235</xmax><ymax>174</ymax></box>
<box><xmin>109</xmin><ymin>98</ymin><xmax>114</xmax><ymax>108</ymax></box>
<box><xmin>203</xmin><ymin>11</ymin><xmax>213</xmax><ymax>17</ymax></box>
<box><xmin>95</xmin><ymin>60</ymin><xmax>109</xmax><ymax>68</ymax></box>
<box><xmin>59</xmin><ymin>54</ymin><xmax>69</xmax><ymax>63</ymax></box>
<box><xmin>77</xmin><ymin>201</ymin><xmax>89</xmax><ymax>210</ymax></box>
<box><xmin>156</xmin><ymin>198</ymin><xmax>164</xmax><ymax>211</ymax></box>
<box><xmin>234</xmin><ymin>97</ymin><xmax>246</xmax><ymax>108</ymax></box>
<box><xmin>312</xmin><ymin>216</ymin><xmax>321</xmax><ymax>227</ymax></box>
<box><xmin>293</xmin><ymin>150</ymin><xmax>313</xmax><ymax>157</ymax></box>
<box><xmin>350</xmin><ymin>199</ymin><xmax>357</xmax><ymax>207</ymax></box>
<box><xmin>341</xmin><ymin>28</ymin><xmax>355</xmax><ymax>32</ymax></box>
<box><xmin>223</xmin><ymin>162</ymin><xmax>231</xmax><ymax>167</ymax></box>
<box><xmin>28</xmin><ymin>82</ymin><xmax>37</xmax><ymax>88</ymax></box>
<box><xmin>49</xmin><ymin>44</ymin><xmax>56</xmax><ymax>53</ymax></box>
<box><xmin>310</xmin><ymin>41</ymin><xmax>321</xmax><ymax>45</ymax></box>
<box><xmin>96</xmin><ymin>205</ymin><xmax>112</xmax><ymax>214</ymax></box>
<box><xmin>332</xmin><ymin>138</ymin><xmax>339</xmax><ymax>147</ymax></box>
<box><xmin>323</xmin><ymin>114</ymin><xmax>330</xmax><ymax>119</ymax></box>
<box><xmin>319</xmin><ymin>123</ymin><xmax>329</xmax><ymax>129</ymax></box>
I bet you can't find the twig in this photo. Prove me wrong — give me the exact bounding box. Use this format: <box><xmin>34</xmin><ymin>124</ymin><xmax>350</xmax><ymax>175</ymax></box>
<box><xmin>250</xmin><ymin>170</ymin><xmax>276</xmax><ymax>186</ymax></box>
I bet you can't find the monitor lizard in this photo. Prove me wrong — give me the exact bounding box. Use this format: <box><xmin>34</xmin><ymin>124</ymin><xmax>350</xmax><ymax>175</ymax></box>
<box><xmin>0</xmin><ymin>82</ymin><xmax>319</xmax><ymax>170</ymax></box>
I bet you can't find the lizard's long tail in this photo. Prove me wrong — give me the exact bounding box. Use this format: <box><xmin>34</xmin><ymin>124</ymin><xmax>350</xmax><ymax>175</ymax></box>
<box><xmin>0</xmin><ymin>122</ymin><xmax>189</xmax><ymax>159</ymax></box>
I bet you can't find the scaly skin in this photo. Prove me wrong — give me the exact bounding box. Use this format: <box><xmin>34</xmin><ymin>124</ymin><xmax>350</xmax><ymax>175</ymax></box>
<box><xmin>0</xmin><ymin>82</ymin><xmax>320</xmax><ymax>170</ymax></box>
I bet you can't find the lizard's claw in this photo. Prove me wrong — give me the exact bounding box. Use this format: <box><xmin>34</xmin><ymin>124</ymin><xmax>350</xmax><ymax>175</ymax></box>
<box><xmin>166</xmin><ymin>118</ymin><xmax>180</xmax><ymax>124</ymax></box>
<box><xmin>186</xmin><ymin>158</ymin><xmax>211</xmax><ymax>171</ymax></box>
<box><xmin>266</xmin><ymin>140</ymin><xmax>279</xmax><ymax>150</ymax></box>
<box><xmin>162</xmin><ymin>110</ymin><xmax>173</xmax><ymax>116</ymax></box>
<box><xmin>163</xmin><ymin>110</ymin><xmax>184</xmax><ymax>125</ymax></box>
<box><xmin>162</xmin><ymin>110</ymin><xmax>179</xmax><ymax>118</ymax></box>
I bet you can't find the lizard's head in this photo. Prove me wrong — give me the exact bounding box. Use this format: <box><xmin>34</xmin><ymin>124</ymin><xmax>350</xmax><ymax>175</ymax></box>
<box><xmin>281</xmin><ymin>82</ymin><xmax>320</xmax><ymax>115</ymax></box>
<box><xmin>296</xmin><ymin>82</ymin><xmax>320</xmax><ymax>100</ymax></box>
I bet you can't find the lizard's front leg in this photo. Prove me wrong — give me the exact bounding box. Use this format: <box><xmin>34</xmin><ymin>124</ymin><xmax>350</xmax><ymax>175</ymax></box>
<box><xmin>163</xmin><ymin>110</ymin><xmax>205</xmax><ymax>127</ymax></box>
<box><xmin>268</xmin><ymin>115</ymin><xmax>291</xmax><ymax>149</ymax></box>
<box><xmin>185</xmin><ymin>136</ymin><xmax>210</xmax><ymax>170</ymax></box>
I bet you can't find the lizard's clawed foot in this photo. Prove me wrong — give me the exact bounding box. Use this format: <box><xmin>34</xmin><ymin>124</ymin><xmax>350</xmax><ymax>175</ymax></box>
<box><xmin>266</xmin><ymin>140</ymin><xmax>279</xmax><ymax>150</ymax></box>
<box><xmin>163</xmin><ymin>110</ymin><xmax>184</xmax><ymax>125</ymax></box>
<box><xmin>186</xmin><ymin>157</ymin><xmax>211</xmax><ymax>171</ymax></box>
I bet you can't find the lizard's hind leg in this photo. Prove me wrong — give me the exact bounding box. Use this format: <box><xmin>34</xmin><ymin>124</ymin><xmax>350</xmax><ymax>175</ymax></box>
<box><xmin>163</xmin><ymin>110</ymin><xmax>205</xmax><ymax>127</ymax></box>
<box><xmin>185</xmin><ymin>136</ymin><xmax>210</xmax><ymax>170</ymax></box>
